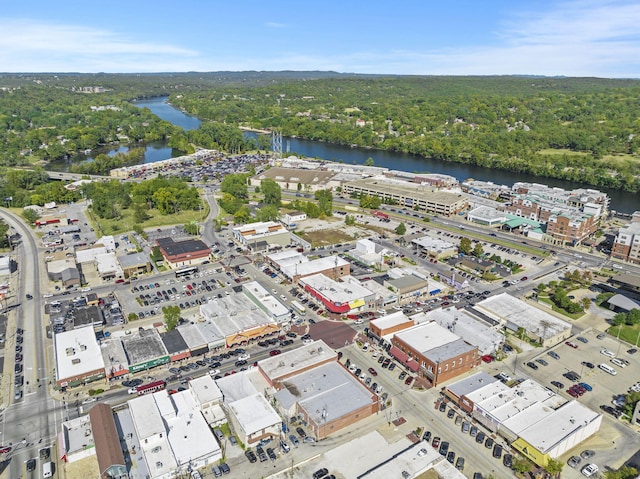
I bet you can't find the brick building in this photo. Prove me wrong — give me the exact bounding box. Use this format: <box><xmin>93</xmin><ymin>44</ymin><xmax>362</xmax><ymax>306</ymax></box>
<box><xmin>391</xmin><ymin>321</ymin><xmax>478</xmax><ymax>387</ymax></box>
<box><xmin>155</xmin><ymin>237</ymin><xmax>210</xmax><ymax>269</ymax></box>
<box><xmin>611</xmin><ymin>220</ymin><xmax>640</xmax><ymax>264</ymax></box>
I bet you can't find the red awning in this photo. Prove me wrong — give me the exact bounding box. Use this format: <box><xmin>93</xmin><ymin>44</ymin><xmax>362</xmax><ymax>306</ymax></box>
<box><xmin>406</xmin><ymin>359</ymin><xmax>419</xmax><ymax>372</ymax></box>
<box><xmin>389</xmin><ymin>346</ymin><xmax>409</xmax><ymax>363</ymax></box>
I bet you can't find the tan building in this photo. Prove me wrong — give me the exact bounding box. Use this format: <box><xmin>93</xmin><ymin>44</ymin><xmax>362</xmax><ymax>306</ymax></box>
<box><xmin>384</xmin><ymin>275</ymin><xmax>430</xmax><ymax>304</ymax></box>
<box><xmin>250</xmin><ymin>167</ymin><xmax>338</xmax><ymax>193</ymax></box>
<box><xmin>611</xmin><ymin>220</ymin><xmax>640</xmax><ymax>264</ymax></box>
<box><xmin>369</xmin><ymin>312</ymin><xmax>414</xmax><ymax>340</ymax></box>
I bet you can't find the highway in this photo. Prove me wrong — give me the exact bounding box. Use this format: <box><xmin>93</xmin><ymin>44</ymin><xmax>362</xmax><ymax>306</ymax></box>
<box><xmin>0</xmin><ymin>209</ymin><xmax>64</xmax><ymax>479</ymax></box>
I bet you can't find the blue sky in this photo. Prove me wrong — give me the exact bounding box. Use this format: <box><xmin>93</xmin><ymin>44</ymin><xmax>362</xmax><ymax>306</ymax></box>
<box><xmin>1</xmin><ymin>0</ymin><xmax>639</xmax><ymax>76</ymax></box>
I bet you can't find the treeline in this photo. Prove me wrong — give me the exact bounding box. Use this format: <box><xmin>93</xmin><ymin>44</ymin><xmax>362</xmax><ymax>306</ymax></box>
<box><xmin>0</xmin><ymin>168</ymin><xmax>81</xmax><ymax>207</ymax></box>
<box><xmin>169</xmin><ymin>76</ymin><xmax>640</xmax><ymax>192</ymax></box>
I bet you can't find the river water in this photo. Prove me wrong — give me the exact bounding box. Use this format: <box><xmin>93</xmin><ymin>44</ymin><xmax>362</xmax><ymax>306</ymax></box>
<box><xmin>49</xmin><ymin>96</ymin><xmax>640</xmax><ymax>213</ymax></box>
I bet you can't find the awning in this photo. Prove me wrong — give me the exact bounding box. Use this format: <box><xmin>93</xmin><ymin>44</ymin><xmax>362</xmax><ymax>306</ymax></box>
<box><xmin>389</xmin><ymin>346</ymin><xmax>409</xmax><ymax>363</ymax></box>
<box><xmin>406</xmin><ymin>359</ymin><xmax>419</xmax><ymax>372</ymax></box>
<box><xmin>349</xmin><ymin>298</ymin><xmax>365</xmax><ymax>309</ymax></box>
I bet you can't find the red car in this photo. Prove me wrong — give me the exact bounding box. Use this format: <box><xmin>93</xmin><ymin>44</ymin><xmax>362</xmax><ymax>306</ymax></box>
<box><xmin>431</xmin><ymin>437</ymin><xmax>441</xmax><ymax>448</ymax></box>
<box><xmin>0</xmin><ymin>446</ymin><xmax>11</xmax><ymax>454</ymax></box>
<box><xmin>567</xmin><ymin>389</ymin><xmax>580</xmax><ymax>398</ymax></box>
<box><xmin>481</xmin><ymin>355</ymin><xmax>494</xmax><ymax>363</ymax></box>
<box><xmin>565</xmin><ymin>341</ymin><xmax>578</xmax><ymax>349</ymax></box>
<box><xmin>368</xmin><ymin>367</ymin><xmax>378</xmax><ymax>376</ymax></box>
<box><xmin>405</xmin><ymin>376</ymin><xmax>414</xmax><ymax>385</ymax></box>
<box><xmin>270</xmin><ymin>349</ymin><xmax>281</xmax><ymax>356</ymax></box>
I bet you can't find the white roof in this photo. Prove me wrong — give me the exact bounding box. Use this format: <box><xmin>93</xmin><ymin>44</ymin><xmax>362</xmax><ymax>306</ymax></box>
<box><xmin>281</xmin><ymin>255</ymin><xmax>349</xmax><ymax>279</ymax></box>
<box><xmin>514</xmin><ymin>400</ymin><xmax>602</xmax><ymax>453</ymax></box>
<box><xmin>228</xmin><ymin>393</ymin><xmax>281</xmax><ymax>436</ymax></box>
<box><xmin>266</xmin><ymin>249</ymin><xmax>304</xmax><ymax>263</ymax></box>
<box><xmin>95</xmin><ymin>252</ymin><xmax>122</xmax><ymax>276</ymax></box>
<box><xmin>242</xmin><ymin>280</ymin><xmax>291</xmax><ymax>318</ymax></box>
<box><xmin>411</xmin><ymin>235</ymin><xmax>457</xmax><ymax>252</ymax></box>
<box><xmin>75</xmin><ymin>246</ymin><xmax>108</xmax><ymax>264</ymax></box>
<box><xmin>95</xmin><ymin>235</ymin><xmax>116</xmax><ymax>252</ymax></box>
<box><xmin>475</xmin><ymin>293</ymin><xmax>571</xmax><ymax>340</ymax></box>
<box><xmin>359</xmin><ymin>440</ymin><xmax>446</xmax><ymax>479</ymax></box>
<box><xmin>215</xmin><ymin>368</ymin><xmax>270</xmax><ymax>403</ymax></box>
<box><xmin>55</xmin><ymin>328</ymin><xmax>105</xmax><ymax>383</ymax></box>
<box><xmin>299</xmin><ymin>273</ymin><xmax>374</xmax><ymax>305</ymax></box>
<box><xmin>189</xmin><ymin>375</ymin><xmax>223</xmax><ymax>405</ymax></box>
<box><xmin>199</xmin><ymin>293</ymin><xmax>279</xmax><ymax>338</ymax></box>
<box><xmin>370</xmin><ymin>311</ymin><xmax>413</xmax><ymax>330</ymax></box>
<box><xmin>258</xmin><ymin>340</ymin><xmax>336</xmax><ymax>381</ymax></box>
<box><xmin>394</xmin><ymin>321</ymin><xmax>461</xmax><ymax>355</ymax></box>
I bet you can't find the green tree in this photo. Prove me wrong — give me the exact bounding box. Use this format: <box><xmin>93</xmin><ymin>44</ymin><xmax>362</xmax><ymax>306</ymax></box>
<box><xmin>297</xmin><ymin>182</ymin><xmax>302</xmax><ymax>192</ymax></box>
<box><xmin>345</xmin><ymin>215</ymin><xmax>355</xmax><ymax>226</ymax></box>
<box><xmin>612</xmin><ymin>312</ymin><xmax>627</xmax><ymax>326</ymax></box>
<box><xmin>604</xmin><ymin>466</ymin><xmax>639</xmax><ymax>479</ymax></box>
<box><xmin>512</xmin><ymin>458</ymin><xmax>532</xmax><ymax>474</ymax></box>
<box><xmin>545</xmin><ymin>458</ymin><xmax>563</xmax><ymax>477</ymax></box>
<box><xmin>220</xmin><ymin>173</ymin><xmax>249</xmax><ymax>199</ymax></box>
<box><xmin>257</xmin><ymin>204</ymin><xmax>279</xmax><ymax>222</ymax></box>
<box><xmin>314</xmin><ymin>189</ymin><xmax>333</xmax><ymax>216</ymax></box>
<box><xmin>162</xmin><ymin>305</ymin><xmax>181</xmax><ymax>331</ymax></box>
<box><xmin>133</xmin><ymin>203</ymin><xmax>150</xmax><ymax>223</ymax></box>
<box><xmin>459</xmin><ymin>237</ymin><xmax>472</xmax><ymax>255</ymax></box>
<box><xmin>21</xmin><ymin>208</ymin><xmax>40</xmax><ymax>224</ymax></box>
<box><xmin>184</xmin><ymin>222</ymin><xmax>199</xmax><ymax>235</ymax></box>
<box><xmin>360</xmin><ymin>194</ymin><xmax>382</xmax><ymax>209</ymax></box>
<box><xmin>128</xmin><ymin>312</ymin><xmax>138</xmax><ymax>322</ymax></box>
<box><xmin>261</xmin><ymin>178</ymin><xmax>281</xmax><ymax>206</ymax></box>
<box><xmin>472</xmin><ymin>243</ymin><xmax>484</xmax><ymax>257</ymax></box>
<box><xmin>233</xmin><ymin>205</ymin><xmax>252</xmax><ymax>223</ymax></box>
<box><xmin>150</xmin><ymin>246</ymin><xmax>163</xmax><ymax>262</ymax></box>
<box><xmin>395</xmin><ymin>222</ymin><xmax>407</xmax><ymax>235</ymax></box>
<box><xmin>364</xmin><ymin>157</ymin><xmax>375</xmax><ymax>166</ymax></box>
<box><xmin>627</xmin><ymin>309</ymin><xmax>640</xmax><ymax>325</ymax></box>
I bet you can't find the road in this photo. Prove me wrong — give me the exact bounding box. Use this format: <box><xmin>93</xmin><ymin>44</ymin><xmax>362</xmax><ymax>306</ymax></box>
<box><xmin>0</xmin><ymin>209</ymin><xmax>64</xmax><ymax>479</ymax></box>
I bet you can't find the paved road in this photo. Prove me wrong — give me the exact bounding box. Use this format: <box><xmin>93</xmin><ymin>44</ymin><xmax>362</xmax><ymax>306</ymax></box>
<box><xmin>0</xmin><ymin>209</ymin><xmax>63</xmax><ymax>479</ymax></box>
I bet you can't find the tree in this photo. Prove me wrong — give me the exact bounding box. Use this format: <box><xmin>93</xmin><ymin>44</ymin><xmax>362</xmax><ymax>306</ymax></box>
<box><xmin>545</xmin><ymin>458</ymin><xmax>563</xmax><ymax>477</ymax></box>
<box><xmin>345</xmin><ymin>215</ymin><xmax>355</xmax><ymax>226</ymax></box>
<box><xmin>257</xmin><ymin>205</ymin><xmax>278</xmax><ymax>222</ymax></box>
<box><xmin>233</xmin><ymin>205</ymin><xmax>252</xmax><ymax>224</ymax></box>
<box><xmin>261</xmin><ymin>178</ymin><xmax>281</xmax><ymax>206</ymax></box>
<box><xmin>21</xmin><ymin>208</ymin><xmax>40</xmax><ymax>224</ymax></box>
<box><xmin>360</xmin><ymin>194</ymin><xmax>382</xmax><ymax>209</ymax></box>
<box><xmin>604</xmin><ymin>466</ymin><xmax>639</xmax><ymax>479</ymax></box>
<box><xmin>364</xmin><ymin>157</ymin><xmax>375</xmax><ymax>166</ymax></box>
<box><xmin>581</xmin><ymin>297</ymin><xmax>591</xmax><ymax>311</ymax></box>
<box><xmin>612</xmin><ymin>312</ymin><xmax>627</xmax><ymax>326</ymax></box>
<box><xmin>220</xmin><ymin>173</ymin><xmax>249</xmax><ymax>199</ymax></box>
<box><xmin>133</xmin><ymin>203</ymin><xmax>150</xmax><ymax>223</ymax></box>
<box><xmin>314</xmin><ymin>189</ymin><xmax>333</xmax><ymax>216</ymax></box>
<box><xmin>162</xmin><ymin>305</ymin><xmax>181</xmax><ymax>331</ymax></box>
<box><xmin>459</xmin><ymin>237</ymin><xmax>472</xmax><ymax>255</ymax></box>
<box><xmin>512</xmin><ymin>458</ymin><xmax>532</xmax><ymax>474</ymax></box>
<box><xmin>184</xmin><ymin>222</ymin><xmax>199</xmax><ymax>235</ymax></box>
<box><xmin>150</xmin><ymin>246</ymin><xmax>163</xmax><ymax>262</ymax></box>
<box><xmin>128</xmin><ymin>312</ymin><xmax>138</xmax><ymax>322</ymax></box>
<box><xmin>395</xmin><ymin>222</ymin><xmax>407</xmax><ymax>235</ymax></box>
<box><xmin>472</xmin><ymin>243</ymin><xmax>484</xmax><ymax>257</ymax></box>
<box><xmin>297</xmin><ymin>182</ymin><xmax>302</xmax><ymax>192</ymax></box>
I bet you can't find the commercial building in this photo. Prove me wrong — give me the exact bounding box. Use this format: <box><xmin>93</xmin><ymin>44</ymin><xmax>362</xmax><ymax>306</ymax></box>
<box><xmin>384</xmin><ymin>275</ymin><xmax>430</xmax><ymax>304</ymax></box>
<box><xmin>299</xmin><ymin>273</ymin><xmax>375</xmax><ymax>314</ymax></box>
<box><xmin>391</xmin><ymin>321</ymin><xmax>478</xmax><ymax>387</ymax></box>
<box><xmin>227</xmin><ymin>393</ymin><xmax>283</xmax><ymax>446</ymax></box>
<box><xmin>348</xmin><ymin>239</ymin><xmax>386</xmax><ymax>267</ymax></box>
<box><xmin>368</xmin><ymin>312</ymin><xmax>414</xmax><ymax>343</ymax></box>
<box><xmin>155</xmin><ymin>237</ymin><xmax>210</xmax><ymax>269</ymax></box>
<box><xmin>474</xmin><ymin>293</ymin><xmax>572</xmax><ymax>347</ymax></box>
<box><xmin>88</xmin><ymin>404</ymin><xmax>128</xmax><ymax>478</ymax></box>
<box><xmin>281</xmin><ymin>211</ymin><xmax>307</xmax><ymax>226</ymax></box>
<box><xmin>281</xmin><ymin>255</ymin><xmax>351</xmax><ymax>282</ymax></box>
<box><xmin>466</xmin><ymin>205</ymin><xmax>509</xmax><ymax>226</ymax></box>
<box><xmin>609</xmin><ymin>274</ymin><xmax>640</xmax><ymax>294</ymax></box>
<box><xmin>54</xmin><ymin>328</ymin><xmax>106</xmax><ymax>388</ymax></box>
<box><xmin>129</xmin><ymin>390</ymin><xmax>222</xmax><ymax>479</ymax></box>
<box><xmin>342</xmin><ymin>177</ymin><xmax>468</xmax><ymax>216</ymax></box>
<box><xmin>250</xmin><ymin>166</ymin><xmax>339</xmax><ymax>193</ymax></box>
<box><xmin>273</xmin><ymin>361</ymin><xmax>378</xmax><ymax>440</ymax></box>
<box><xmin>121</xmin><ymin>328</ymin><xmax>170</xmax><ymax>374</ymax></box>
<box><xmin>258</xmin><ymin>340</ymin><xmax>337</xmax><ymax>384</ymax></box>
<box><xmin>118</xmin><ymin>252</ymin><xmax>152</xmax><ymax>278</ymax></box>
<box><xmin>611</xmin><ymin>219</ymin><xmax>640</xmax><ymax>264</ymax></box>
<box><xmin>411</xmin><ymin>235</ymin><xmax>458</xmax><ymax>259</ymax></box>
<box><xmin>232</xmin><ymin>221</ymin><xmax>290</xmax><ymax>248</ymax></box>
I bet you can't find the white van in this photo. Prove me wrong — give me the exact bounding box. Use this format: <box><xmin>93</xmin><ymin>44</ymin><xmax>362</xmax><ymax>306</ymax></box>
<box><xmin>600</xmin><ymin>348</ymin><xmax>616</xmax><ymax>358</ymax></box>
<box><xmin>43</xmin><ymin>461</ymin><xmax>53</xmax><ymax>478</ymax></box>
<box><xmin>599</xmin><ymin>363</ymin><xmax>617</xmax><ymax>375</ymax></box>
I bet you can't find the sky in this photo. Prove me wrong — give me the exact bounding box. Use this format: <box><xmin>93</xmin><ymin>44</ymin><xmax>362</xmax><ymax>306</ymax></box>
<box><xmin>1</xmin><ymin>0</ymin><xmax>640</xmax><ymax>77</ymax></box>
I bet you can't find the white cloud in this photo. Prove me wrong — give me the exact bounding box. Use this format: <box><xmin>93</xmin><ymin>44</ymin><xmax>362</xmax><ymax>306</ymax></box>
<box><xmin>264</xmin><ymin>22</ymin><xmax>286</xmax><ymax>28</ymax></box>
<box><xmin>0</xmin><ymin>19</ymin><xmax>199</xmax><ymax>72</ymax></box>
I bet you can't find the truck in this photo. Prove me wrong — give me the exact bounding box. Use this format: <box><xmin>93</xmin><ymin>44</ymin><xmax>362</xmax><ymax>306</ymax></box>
<box><xmin>372</xmin><ymin>210</ymin><xmax>389</xmax><ymax>220</ymax></box>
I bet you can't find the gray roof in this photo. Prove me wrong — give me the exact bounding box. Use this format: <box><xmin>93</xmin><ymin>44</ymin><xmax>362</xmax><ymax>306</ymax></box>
<box><xmin>387</xmin><ymin>275</ymin><xmax>427</xmax><ymax>290</ymax></box>
<box><xmin>160</xmin><ymin>329</ymin><xmax>189</xmax><ymax>354</ymax></box>
<box><xmin>61</xmin><ymin>267</ymin><xmax>80</xmax><ymax>281</ymax></box>
<box><xmin>122</xmin><ymin>328</ymin><xmax>169</xmax><ymax>364</ymax></box>
<box><xmin>608</xmin><ymin>294</ymin><xmax>640</xmax><ymax>311</ymax></box>
<box><xmin>446</xmin><ymin>371</ymin><xmax>499</xmax><ymax>398</ymax></box>
<box><xmin>118</xmin><ymin>252</ymin><xmax>149</xmax><ymax>268</ymax></box>
<box><xmin>424</xmin><ymin>338</ymin><xmax>475</xmax><ymax>363</ymax></box>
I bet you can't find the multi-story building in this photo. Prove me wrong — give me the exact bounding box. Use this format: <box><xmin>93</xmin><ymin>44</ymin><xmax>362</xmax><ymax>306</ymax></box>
<box><xmin>611</xmin><ymin>219</ymin><xmax>640</xmax><ymax>264</ymax></box>
<box><xmin>155</xmin><ymin>237</ymin><xmax>210</xmax><ymax>269</ymax></box>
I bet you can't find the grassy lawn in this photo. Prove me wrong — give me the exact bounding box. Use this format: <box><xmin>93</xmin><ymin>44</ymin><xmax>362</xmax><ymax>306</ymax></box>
<box><xmin>89</xmin><ymin>204</ymin><xmax>209</xmax><ymax>236</ymax></box>
<box><xmin>295</xmin><ymin>228</ymin><xmax>354</xmax><ymax>247</ymax></box>
<box><xmin>607</xmin><ymin>323</ymin><xmax>640</xmax><ymax>346</ymax></box>
<box><xmin>537</xmin><ymin>295</ymin><xmax>585</xmax><ymax>320</ymax></box>
<box><xmin>536</xmin><ymin>148</ymin><xmax>590</xmax><ymax>157</ymax></box>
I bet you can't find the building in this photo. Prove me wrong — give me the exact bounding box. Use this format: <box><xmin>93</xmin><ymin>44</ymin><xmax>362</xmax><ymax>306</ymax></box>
<box><xmin>342</xmin><ymin>177</ymin><xmax>467</xmax><ymax>216</ymax></box>
<box><xmin>160</xmin><ymin>329</ymin><xmax>190</xmax><ymax>362</ymax></box>
<box><xmin>368</xmin><ymin>312</ymin><xmax>414</xmax><ymax>344</ymax></box>
<box><xmin>118</xmin><ymin>252</ymin><xmax>151</xmax><ymax>278</ymax></box>
<box><xmin>226</xmin><ymin>393</ymin><xmax>283</xmax><ymax>445</ymax></box>
<box><xmin>411</xmin><ymin>235</ymin><xmax>458</xmax><ymax>259</ymax></box>
<box><xmin>299</xmin><ymin>273</ymin><xmax>375</xmax><ymax>314</ymax></box>
<box><xmin>391</xmin><ymin>321</ymin><xmax>478</xmax><ymax>387</ymax></box>
<box><xmin>474</xmin><ymin>293</ymin><xmax>572</xmax><ymax>347</ymax></box>
<box><xmin>187</xmin><ymin>375</ymin><xmax>225</xmax><ymax>426</ymax></box>
<box><xmin>466</xmin><ymin>205</ymin><xmax>508</xmax><ymax>226</ymax></box>
<box><xmin>281</xmin><ymin>255</ymin><xmax>351</xmax><ymax>282</ymax></box>
<box><xmin>55</xmin><ymin>328</ymin><xmax>106</xmax><ymax>388</ymax></box>
<box><xmin>88</xmin><ymin>403</ymin><xmax>128</xmax><ymax>479</ymax></box>
<box><xmin>155</xmin><ymin>237</ymin><xmax>210</xmax><ymax>269</ymax></box>
<box><xmin>250</xmin><ymin>167</ymin><xmax>338</xmax><ymax>193</ymax></box>
<box><xmin>0</xmin><ymin>257</ymin><xmax>10</xmax><ymax>277</ymax></box>
<box><xmin>281</xmin><ymin>211</ymin><xmax>307</xmax><ymax>227</ymax></box>
<box><xmin>258</xmin><ymin>340</ymin><xmax>337</xmax><ymax>384</ymax></box>
<box><xmin>273</xmin><ymin>361</ymin><xmax>378</xmax><ymax>440</ymax></box>
<box><xmin>611</xmin><ymin>219</ymin><xmax>640</xmax><ymax>264</ymax></box>
<box><xmin>606</xmin><ymin>294</ymin><xmax>640</xmax><ymax>313</ymax></box>
<box><xmin>128</xmin><ymin>390</ymin><xmax>222</xmax><ymax>479</ymax></box>
<box><xmin>72</xmin><ymin>305</ymin><xmax>104</xmax><ymax>330</ymax></box>
<box><xmin>232</xmin><ymin>221</ymin><xmax>290</xmax><ymax>248</ymax></box>
<box><xmin>384</xmin><ymin>275</ymin><xmax>430</xmax><ymax>304</ymax></box>
<box><xmin>609</xmin><ymin>274</ymin><xmax>640</xmax><ymax>294</ymax></box>
<box><xmin>121</xmin><ymin>328</ymin><xmax>170</xmax><ymax>373</ymax></box>
<box><xmin>348</xmin><ymin>239</ymin><xmax>386</xmax><ymax>267</ymax></box>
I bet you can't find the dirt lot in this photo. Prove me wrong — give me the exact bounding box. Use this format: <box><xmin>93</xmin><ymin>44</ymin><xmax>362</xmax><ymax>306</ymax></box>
<box><xmin>309</xmin><ymin>319</ymin><xmax>358</xmax><ymax>350</ymax></box>
<box><xmin>295</xmin><ymin>228</ymin><xmax>355</xmax><ymax>247</ymax></box>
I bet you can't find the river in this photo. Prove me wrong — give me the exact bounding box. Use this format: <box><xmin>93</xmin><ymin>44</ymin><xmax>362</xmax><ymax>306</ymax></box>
<box><xmin>50</xmin><ymin>96</ymin><xmax>640</xmax><ymax>213</ymax></box>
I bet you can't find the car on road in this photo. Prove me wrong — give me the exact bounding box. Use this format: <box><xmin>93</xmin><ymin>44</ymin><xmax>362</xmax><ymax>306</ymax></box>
<box><xmin>447</xmin><ymin>450</ymin><xmax>456</xmax><ymax>464</ymax></box>
<box><xmin>565</xmin><ymin>341</ymin><xmax>579</xmax><ymax>349</ymax></box>
<box><xmin>447</xmin><ymin>408</ymin><xmax>455</xmax><ymax>419</ymax></box>
<box><xmin>455</xmin><ymin>457</ymin><xmax>465</xmax><ymax>471</ymax></box>
<box><xmin>503</xmin><ymin>454</ymin><xmax>513</xmax><ymax>468</ymax></box>
<box><xmin>600</xmin><ymin>348</ymin><xmax>616</xmax><ymax>358</ymax></box>
<box><xmin>431</xmin><ymin>437</ymin><xmax>441</xmax><ymax>448</ymax></box>
<box><xmin>438</xmin><ymin>401</ymin><xmax>447</xmax><ymax>412</ymax></box>
<box><xmin>579</xmin><ymin>382</ymin><xmax>593</xmax><ymax>392</ymax></box>
<box><xmin>422</xmin><ymin>431</ymin><xmax>432</xmax><ymax>442</ymax></box>
<box><xmin>492</xmin><ymin>444</ymin><xmax>503</xmax><ymax>459</ymax></box>
<box><xmin>476</xmin><ymin>432</ymin><xmax>486</xmax><ymax>444</ymax></box>
<box><xmin>577</xmin><ymin>336</ymin><xmax>589</xmax><ymax>343</ymax></box>
<box><xmin>438</xmin><ymin>441</ymin><xmax>449</xmax><ymax>456</ymax></box>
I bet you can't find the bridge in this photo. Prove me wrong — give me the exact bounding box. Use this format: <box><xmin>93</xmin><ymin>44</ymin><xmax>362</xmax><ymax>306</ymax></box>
<box><xmin>46</xmin><ymin>171</ymin><xmax>112</xmax><ymax>182</ymax></box>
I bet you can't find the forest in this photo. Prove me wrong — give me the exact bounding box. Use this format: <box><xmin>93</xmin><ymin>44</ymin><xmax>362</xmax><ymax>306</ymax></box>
<box><xmin>1</xmin><ymin>73</ymin><xmax>640</xmax><ymax>191</ymax></box>
<box><xmin>168</xmin><ymin>76</ymin><xmax>640</xmax><ymax>192</ymax></box>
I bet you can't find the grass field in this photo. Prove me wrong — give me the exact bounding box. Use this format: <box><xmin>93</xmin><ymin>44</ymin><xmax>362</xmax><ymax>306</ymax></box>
<box><xmin>88</xmin><ymin>204</ymin><xmax>209</xmax><ymax>236</ymax></box>
<box><xmin>295</xmin><ymin>228</ymin><xmax>354</xmax><ymax>247</ymax></box>
<box><xmin>536</xmin><ymin>148</ymin><xmax>589</xmax><ymax>156</ymax></box>
<box><xmin>607</xmin><ymin>324</ymin><xmax>640</xmax><ymax>347</ymax></box>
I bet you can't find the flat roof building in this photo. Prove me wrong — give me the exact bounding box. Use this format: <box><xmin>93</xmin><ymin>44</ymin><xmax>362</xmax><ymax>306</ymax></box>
<box><xmin>55</xmin><ymin>327</ymin><xmax>106</xmax><ymax>388</ymax></box>
<box><xmin>156</xmin><ymin>237</ymin><xmax>210</xmax><ymax>269</ymax></box>
<box><xmin>121</xmin><ymin>328</ymin><xmax>169</xmax><ymax>374</ymax></box>
<box><xmin>232</xmin><ymin>221</ymin><xmax>290</xmax><ymax>247</ymax></box>
<box><xmin>250</xmin><ymin>166</ymin><xmax>338</xmax><ymax>192</ymax></box>
<box><xmin>227</xmin><ymin>393</ymin><xmax>282</xmax><ymax>445</ymax></box>
<box><xmin>411</xmin><ymin>235</ymin><xmax>458</xmax><ymax>259</ymax></box>
<box><xmin>118</xmin><ymin>252</ymin><xmax>151</xmax><ymax>278</ymax></box>
<box><xmin>281</xmin><ymin>255</ymin><xmax>351</xmax><ymax>282</ymax></box>
<box><xmin>384</xmin><ymin>274</ymin><xmax>430</xmax><ymax>304</ymax></box>
<box><xmin>475</xmin><ymin>293</ymin><xmax>572</xmax><ymax>347</ymax></box>
<box><xmin>299</xmin><ymin>273</ymin><xmax>375</xmax><ymax>314</ymax></box>
<box><xmin>258</xmin><ymin>340</ymin><xmax>337</xmax><ymax>384</ymax></box>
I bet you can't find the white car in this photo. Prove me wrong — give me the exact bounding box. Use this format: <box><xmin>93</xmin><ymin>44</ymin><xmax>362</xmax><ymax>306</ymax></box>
<box><xmin>238</xmin><ymin>353</ymin><xmax>251</xmax><ymax>361</ymax></box>
<box><xmin>581</xmin><ymin>463</ymin><xmax>598</xmax><ymax>477</ymax></box>
<box><xmin>303</xmin><ymin>339</ymin><xmax>313</xmax><ymax>345</ymax></box>
<box><xmin>208</xmin><ymin>369</ymin><xmax>221</xmax><ymax>377</ymax></box>
<box><xmin>43</xmin><ymin>293</ymin><xmax>54</xmax><ymax>298</ymax></box>
<box><xmin>81</xmin><ymin>287</ymin><xmax>91</xmax><ymax>292</ymax></box>
<box><xmin>280</xmin><ymin>294</ymin><xmax>287</xmax><ymax>301</ymax></box>
<box><xmin>600</xmin><ymin>348</ymin><xmax>615</xmax><ymax>358</ymax></box>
